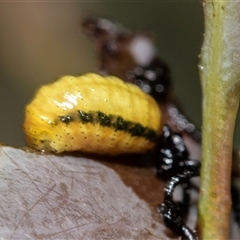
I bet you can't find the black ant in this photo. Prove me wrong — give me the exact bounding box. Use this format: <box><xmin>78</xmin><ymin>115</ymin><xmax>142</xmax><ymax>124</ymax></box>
<box><xmin>82</xmin><ymin>15</ymin><xmax>200</xmax><ymax>240</ymax></box>
<box><xmin>81</xmin><ymin>15</ymin><xmax>239</xmax><ymax>240</ymax></box>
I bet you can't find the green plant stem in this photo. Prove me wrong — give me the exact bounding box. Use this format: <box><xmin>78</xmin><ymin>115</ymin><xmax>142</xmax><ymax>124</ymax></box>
<box><xmin>199</xmin><ymin>81</ymin><xmax>239</xmax><ymax>238</ymax></box>
<box><xmin>198</xmin><ymin>1</ymin><xmax>240</xmax><ymax>239</ymax></box>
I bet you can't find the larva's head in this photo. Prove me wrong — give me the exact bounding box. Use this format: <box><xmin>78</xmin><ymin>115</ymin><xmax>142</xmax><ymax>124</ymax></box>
<box><xmin>24</xmin><ymin>73</ymin><xmax>162</xmax><ymax>154</ymax></box>
<box><xmin>24</xmin><ymin>108</ymin><xmax>56</xmax><ymax>152</ymax></box>
<box><xmin>23</xmin><ymin>83</ymin><xmax>71</xmax><ymax>153</ymax></box>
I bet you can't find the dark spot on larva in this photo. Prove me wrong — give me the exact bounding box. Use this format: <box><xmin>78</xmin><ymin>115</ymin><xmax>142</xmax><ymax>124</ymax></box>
<box><xmin>145</xmin><ymin>128</ymin><xmax>157</xmax><ymax>141</ymax></box>
<box><xmin>59</xmin><ymin>116</ymin><xmax>73</xmax><ymax>124</ymax></box>
<box><xmin>96</xmin><ymin>111</ymin><xmax>111</xmax><ymax>126</ymax></box>
<box><xmin>78</xmin><ymin>110</ymin><xmax>93</xmax><ymax>123</ymax></box>
<box><xmin>114</xmin><ymin>116</ymin><xmax>129</xmax><ymax>131</ymax></box>
<box><xmin>129</xmin><ymin>123</ymin><xmax>145</xmax><ymax>137</ymax></box>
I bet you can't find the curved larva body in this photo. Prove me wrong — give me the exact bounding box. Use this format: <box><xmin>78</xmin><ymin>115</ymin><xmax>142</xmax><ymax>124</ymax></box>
<box><xmin>24</xmin><ymin>73</ymin><xmax>162</xmax><ymax>154</ymax></box>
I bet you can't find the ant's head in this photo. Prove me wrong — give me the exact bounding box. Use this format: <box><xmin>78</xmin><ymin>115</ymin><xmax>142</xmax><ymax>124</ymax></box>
<box><xmin>82</xmin><ymin>16</ymin><xmax>172</xmax><ymax>103</ymax></box>
<box><xmin>82</xmin><ymin>17</ymin><xmax>156</xmax><ymax>77</ymax></box>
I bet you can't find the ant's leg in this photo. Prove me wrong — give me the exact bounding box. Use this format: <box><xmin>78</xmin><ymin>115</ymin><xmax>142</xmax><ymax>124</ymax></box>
<box><xmin>159</xmin><ymin>165</ymin><xmax>200</xmax><ymax>240</ymax></box>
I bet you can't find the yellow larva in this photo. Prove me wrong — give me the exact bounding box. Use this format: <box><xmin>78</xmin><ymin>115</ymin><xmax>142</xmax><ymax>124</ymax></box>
<box><xmin>24</xmin><ymin>73</ymin><xmax>162</xmax><ymax>154</ymax></box>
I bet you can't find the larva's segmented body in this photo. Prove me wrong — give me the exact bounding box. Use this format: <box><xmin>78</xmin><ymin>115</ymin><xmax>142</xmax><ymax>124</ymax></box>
<box><xmin>24</xmin><ymin>73</ymin><xmax>162</xmax><ymax>154</ymax></box>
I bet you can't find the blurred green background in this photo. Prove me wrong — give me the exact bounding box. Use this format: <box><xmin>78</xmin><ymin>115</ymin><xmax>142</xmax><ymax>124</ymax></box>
<box><xmin>1</xmin><ymin>1</ymin><xmax>235</xmax><ymax>149</ymax></box>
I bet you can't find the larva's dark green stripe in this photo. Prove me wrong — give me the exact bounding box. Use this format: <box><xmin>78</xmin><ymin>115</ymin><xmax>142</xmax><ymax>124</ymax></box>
<box><xmin>58</xmin><ymin>110</ymin><xmax>157</xmax><ymax>142</ymax></box>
